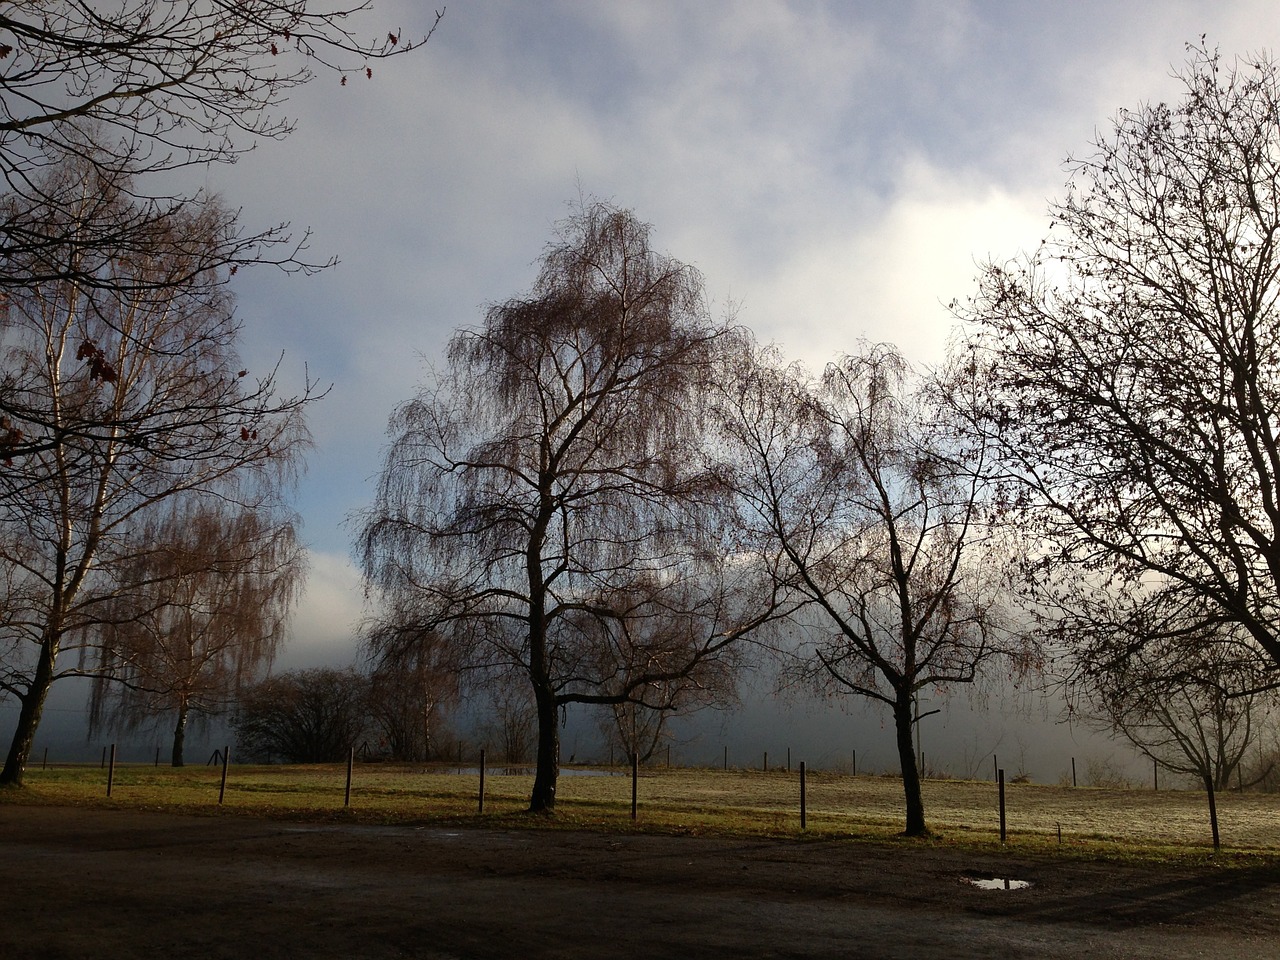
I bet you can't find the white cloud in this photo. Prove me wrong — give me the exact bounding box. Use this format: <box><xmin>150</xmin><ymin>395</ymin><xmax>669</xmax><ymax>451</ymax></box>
<box><xmin>194</xmin><ymin>0</ymin><xmax>1280</xmax><ymax>656</ymax></box>
<box><xmin>676</xmin><ymin>157</ymin><xmax>1047</xmax><ymax>371</ymax></box>
<box><xmin>277</xmin><ymin>551</ymin><xmax>367</xmax><ymax>670</ymax></box>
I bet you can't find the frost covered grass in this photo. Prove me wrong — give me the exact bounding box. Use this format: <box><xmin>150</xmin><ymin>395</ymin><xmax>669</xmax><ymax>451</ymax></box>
<box><xmin>6</xmin><ymin>761</ymin><xmax>1278</xmax><ymax>862</ymax></box>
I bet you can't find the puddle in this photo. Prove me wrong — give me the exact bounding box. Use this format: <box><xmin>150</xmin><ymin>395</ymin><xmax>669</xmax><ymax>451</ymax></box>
<box><xmin>282</xmin><ymin>824</ymin><xmax>417</xmax><ymax>837</ymax></box>
<box><xmin>963</xmin><ymin>876</ymin><xmax>1032</xmax><ymax>891</ymax></box>
<box><xmin>437</xmin><ymin>766</ymin><xmax>621</xmax><ymax>778</ymax></box>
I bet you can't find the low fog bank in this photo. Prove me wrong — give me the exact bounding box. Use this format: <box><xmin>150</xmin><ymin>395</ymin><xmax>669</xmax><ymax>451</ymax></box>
<box><xmin>0</xmin><ymin>651</ymin><xmax>1158</xmax><ymax>789</ymax></box>
<box><xmin>0</xmin><ymin>679</ymin><xmax>233</xmax><ymax>769</ymax></box>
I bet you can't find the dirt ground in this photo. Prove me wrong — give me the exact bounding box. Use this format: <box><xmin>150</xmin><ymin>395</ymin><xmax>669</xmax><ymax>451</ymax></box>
<box><xmin>3</xmin><ymin>805</ymin><xmax>1280</xmax><ymax>959</ymax></box>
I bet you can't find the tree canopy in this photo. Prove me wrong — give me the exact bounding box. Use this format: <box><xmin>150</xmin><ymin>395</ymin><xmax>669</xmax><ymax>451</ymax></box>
<box><xmin>86</xmin><ymin>499</ymin><xmax>306</xmax><ymax>766</ymax></box>
<box><xmin>360</xmin><ymin>202</ymin><xmax>782</xmax><ymax>812</ymax></box>
<box><xmin>719</xmin><ymin>343</ymin><xmax>1025</xmax><ymax>835</ymax></box>
<box><xmin>0</xmin><ymin>163</ymin><xmax>315</xmax><ymax>785</ymax></box>
<box><xmin>957</xmin><ymin>44</ymin><xmax>1280</xmax><ymax>684</ymax></box>
<box><xmin>0</xmin><ymin>2</ymin><xmax>442</xmax><ymax>288</ymax></box>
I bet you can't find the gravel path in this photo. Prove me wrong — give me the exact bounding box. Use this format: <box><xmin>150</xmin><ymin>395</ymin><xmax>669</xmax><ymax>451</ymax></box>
<box><xmin>2</xmin><ymin>805</ymin><xmax>1279</xmax><ymax>958</ymax></box>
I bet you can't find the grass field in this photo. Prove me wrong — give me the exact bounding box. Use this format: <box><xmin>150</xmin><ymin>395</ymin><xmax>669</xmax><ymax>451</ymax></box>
<box><xmin>5</xmin><ymin>760</ymin><xmax>1278</xmax><ymax>863</ymax></box>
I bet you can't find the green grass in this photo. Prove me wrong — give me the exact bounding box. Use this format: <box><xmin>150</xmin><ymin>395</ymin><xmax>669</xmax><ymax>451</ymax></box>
<box><xmin>5</xmin><ymin>761</ymin><xmax>1279</xmax><ymax>866</ymax></box>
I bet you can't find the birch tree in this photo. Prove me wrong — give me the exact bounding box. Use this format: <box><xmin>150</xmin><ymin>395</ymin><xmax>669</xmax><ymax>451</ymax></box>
<box><xmin>0</xmin><ymin>167</ymin><xmax>315</xmax><ymax>786</ymax></box>
<box><xmin>85</xmin><ymin>500</ymin><xmax>305</xmax><ymax>766</ymax></box>
<box><xmin>360</xmin><ymin>202</ymin><xmax>781</xmax><ymax>812</ymax></box>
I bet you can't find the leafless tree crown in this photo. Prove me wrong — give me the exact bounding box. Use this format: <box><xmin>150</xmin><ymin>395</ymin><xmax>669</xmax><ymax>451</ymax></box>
<box><xmin>0</xmin><ymin>2</ymin><xmax>442</xmax><ymax>286</ymax></box>
<box><xmin>359</xmin><ymin>201</ymin><xmax>781</xmax><ymax>811</ymax></box>
<box><xmin>0</xmin><ymin>159</ymin><xmax>317</xmax><ymax>784</ymax></box>
<box><xmin>954</xmin><ymin>44</ymin><xmax>1280</xmax><ymax>689</ymax></box>
<box><xmin>718</xmin><ymin>341</ymin><xmax>1028</xmax><ymax>834</ymax></box>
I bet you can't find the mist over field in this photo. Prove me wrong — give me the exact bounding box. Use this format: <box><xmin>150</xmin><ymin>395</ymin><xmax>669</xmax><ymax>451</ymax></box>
<box><xmin>2</xmin><ymin>658</ymin><xmax>1145</xmax><ymax>792</ymax></box>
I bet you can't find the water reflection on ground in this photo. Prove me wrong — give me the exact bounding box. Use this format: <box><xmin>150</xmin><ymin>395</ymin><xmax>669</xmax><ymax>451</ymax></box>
<box><xmin>963</xmin><ymin>876</ymin><xmax>1032</xmax><ymax>891</ymax></box>
<box><xmin>434</xmin><ymin>766</ymin><xmax>622</xmax><ymax>778</ymax></box>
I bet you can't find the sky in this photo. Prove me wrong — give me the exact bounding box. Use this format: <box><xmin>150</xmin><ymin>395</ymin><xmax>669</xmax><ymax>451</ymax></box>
<box><xmin>27</xmin><ymin>0</ymin><xmax>1280</xmax><ymax>774</ymax></box>
<box><xmin>213</xmin><ymin>0</ymin><xmax>1280</xmax><ymax>669</ymax></box>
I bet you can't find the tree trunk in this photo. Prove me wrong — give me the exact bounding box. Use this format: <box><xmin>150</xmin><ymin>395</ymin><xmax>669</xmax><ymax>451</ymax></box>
<box><xmin>0</xmin><ymin>638</ymin><xmax>57</xmax><ymax>786</ymax></box>
<box><xmin>528</xmin><ymin>683</ymin><xmax>559</xmax><ymax>812</ymax></box>
<box><xmin>526</xmin><ymin>486</ymin><xmax>556</xmax><ymax>813</ymax></box>
<box><xmin>1205</xmin><ymin>773</ymin><xmax>1221</xmax><ymax>851</ymax></box>
<box><xmin>171</xmin><ymin>702</ymin><xmax>189</xmax><ymax>768</ymax></box>
<box><xmin>894</xmin><ymin>691</ymin><xmax>927</xmax><ymax>836</ymax></box>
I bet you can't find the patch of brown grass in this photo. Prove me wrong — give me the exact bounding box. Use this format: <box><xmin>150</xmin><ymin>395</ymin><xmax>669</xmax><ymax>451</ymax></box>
<box><xmin>6</xmin><ymin>762</ymin><xmax>1277</xmax><ymax>864</ymax></box>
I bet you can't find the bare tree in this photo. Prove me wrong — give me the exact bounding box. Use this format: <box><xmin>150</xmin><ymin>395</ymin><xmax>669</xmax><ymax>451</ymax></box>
<box><xmin>592</xmin><ymin>595</ymin><xmax>740</xmax><ymax>765</ymax></box>
<box><xmin>955</xmin><ymin>44</ymin><xmax>1280</xmax><ymax>681</ymax></box>
<box><xmin>477</xmin><ymin>680</ymin><xmax>536</xmax><ymax>766</ymax></box>
<box><xmin>85</xmin><ymin>499</ymin><xmax>306</xmax><ymax>766</ymax></box>
<box><xmin>359</xmin><ymin>202</ymin><xmax>783</xmax><ymax>812</ymax></box>
<box><xmin>233</xmin><ymin>667</ymin><xmax>369</xmax><ymax>764</ymax></box>
<box><xmin>0</xmin><ymin>167</ymin><xmax>315</xmax><ymax>786</ymax></box>
<box><xmin>599</xmin><ymin>693</ymin><xmax>672</xmax><ymax>766</ymax></box>
<box><xmin>1068</xmin><ymin>587</ymin><xmax>1276</xmax><ymax>791</ymax></box>
<box><xmin>0</xmin><ymin>2</ymin><xmax>443</xmax><ymax>289</ymax></box>
<box><xmin>366</xmin><ymin>648</ymin><xmax>458</xmax><ymax>762</ymax></box>
<box><xmin>720</xmin><ymin>343</ymin><xmax>1027</xmax><ymax>836</ymax></box>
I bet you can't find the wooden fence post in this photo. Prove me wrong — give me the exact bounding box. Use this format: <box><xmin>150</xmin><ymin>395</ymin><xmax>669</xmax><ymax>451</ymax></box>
<box><xmin>344</xmin><ymin>746</ymin><xmax>354</xmax><ymax>807</ymax></box>
<box><xmin>631</xmin><ymin>753</ymin><xmax>638</xmax><ymax>821</ymax></box>
<box><xmin>800</xmin><ymin>761</ymin><xmax>807</xmax><ymax>831</ymax></box>
<box><xmin>218</xmin><ymin>745</ymin><xmax>230</xmax><ymax>805</ymax></box>
<box><xmin>106</xmin><ymin>744</ymin><xmax>116</xmax><ymax>797</ymax></box>
<box><xmin>998</xmin><ymin>768</ymin><xmax>1007</xmax><ymax>843</ymax></box>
